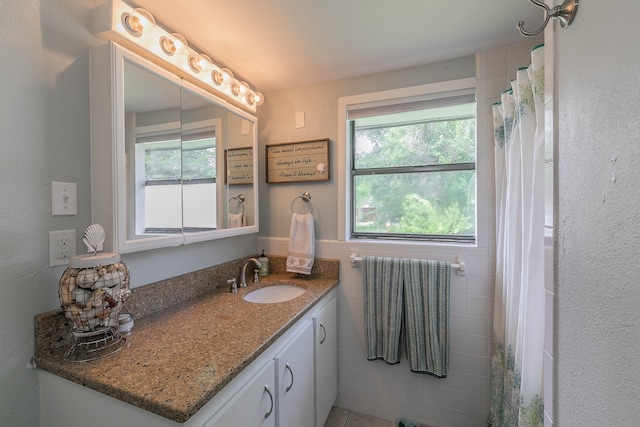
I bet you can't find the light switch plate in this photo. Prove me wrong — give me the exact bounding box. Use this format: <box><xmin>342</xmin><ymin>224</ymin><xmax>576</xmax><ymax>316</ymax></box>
<box><xmin>295</xmin><ymin>111</ymin><xmax>305</xmax><ymax>128</ymax></box>
<box><xmin>52</xmin><ymin>181</ymin><xmax>77</xmax><ymax>216</ymax></box>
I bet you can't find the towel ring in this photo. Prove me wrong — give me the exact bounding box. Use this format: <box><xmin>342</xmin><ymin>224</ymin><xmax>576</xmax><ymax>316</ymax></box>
<box><xmin>229</xmin><ymin>194</ymin><xmax>245</xmax><ymax>215</ymax></box>
<box><xmin>291</xmin><ymin>192</ymin><xmax>313</xmax><ymax>214</ymax></box>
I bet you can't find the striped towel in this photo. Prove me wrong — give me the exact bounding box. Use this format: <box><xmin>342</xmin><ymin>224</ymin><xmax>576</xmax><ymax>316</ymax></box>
<box><xmin>363</xmin><ymin>256</ymin><xmax>403</xmax><ymax>364</ymax></box>
<box><xmin>403</xmin><ymin>259</ymin><xmax>451</xmax><ymax>378</ymax></box>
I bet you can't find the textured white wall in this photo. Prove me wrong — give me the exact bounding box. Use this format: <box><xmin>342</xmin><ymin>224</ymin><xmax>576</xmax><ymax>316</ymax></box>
<box><xmin>0</xmin><ymin>2</ymin><xmax>95</xmax><ymax>425</ymax></box>
<box><xmin>0</xmin><ymin>2</ymin><xmax>256</xmax><ymax>425</ymax></box>
<box><xmin>556</xmin><ymin>1</ymin><xmax>640</xmax><ymax>425</ymax></box>
<box><xmin>543</xmin><ymin>24</ymin><xmax>556</xmax><ymax>427</ymax></box>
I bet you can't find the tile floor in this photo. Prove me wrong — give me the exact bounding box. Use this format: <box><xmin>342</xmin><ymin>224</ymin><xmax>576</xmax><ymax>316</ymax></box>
<box><xmin>323</xmin><ymin>407</ymin><xmax>396</xmax><ymax>427</ymax></box>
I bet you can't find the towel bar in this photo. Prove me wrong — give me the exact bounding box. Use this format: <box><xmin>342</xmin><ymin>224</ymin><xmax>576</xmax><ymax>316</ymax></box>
<box><xmin>350</xmin><ymin>253</ymin><xmax>465</xmax><ymax>272</ymax></box>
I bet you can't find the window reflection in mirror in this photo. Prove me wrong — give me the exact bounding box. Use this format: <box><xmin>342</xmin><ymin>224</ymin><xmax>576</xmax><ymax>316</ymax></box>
<box><xmin>125</xmin><ymin>61</ymin><xmax>229</xmax><ymax>238</ymax></box>
<box><xmin>92</xmin><ymin>43</ymin><xmax>259</xmax><ymax>253</ymax></box>
<box><xmin>124</xmin><ymin>59</ymin><xmax>182</xmax><ymax>243</ymax></box>
<box><xmin>115</xmin><ymin>47</ymin><xmax>257</xmax><ymax>253</ymax></box>
<box><xmin>180</xmin><ymin>87</ymin><xmax>226</xmax><ymax>233</ymax></box>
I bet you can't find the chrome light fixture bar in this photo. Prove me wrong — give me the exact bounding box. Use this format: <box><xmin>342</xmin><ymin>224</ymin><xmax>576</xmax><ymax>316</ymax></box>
<box><xmin>92</xmin><ymin>0</ymin><xmax>264</xmax><ymax>112</ymax></box>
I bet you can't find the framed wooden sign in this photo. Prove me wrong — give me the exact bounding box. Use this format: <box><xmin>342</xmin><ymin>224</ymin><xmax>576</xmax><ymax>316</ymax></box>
<box><xmin>266</xmin><ymin>138</ymin><xmax>330</xmax><ymax>183</ymax></box>
<box><xmin>225</xmin><ymin>147</ymin><xmax>253</xmax><ymax>185</ymax></box>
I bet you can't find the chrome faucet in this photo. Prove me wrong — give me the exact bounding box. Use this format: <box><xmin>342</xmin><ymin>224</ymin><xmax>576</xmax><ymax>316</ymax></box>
<box><xmin>237</xmin><ymin>258</ymin><xmax>261</xmax><ymax>288</ymax></box>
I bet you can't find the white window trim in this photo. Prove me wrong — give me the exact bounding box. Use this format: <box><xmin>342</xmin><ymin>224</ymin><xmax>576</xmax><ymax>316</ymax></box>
<box><xmin>337</xmin><ymin>77</ymin><xmax>477</xmax><ymax>244</ymax></box>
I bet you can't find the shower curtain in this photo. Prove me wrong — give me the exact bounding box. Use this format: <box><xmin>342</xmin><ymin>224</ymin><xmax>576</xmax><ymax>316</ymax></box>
<box><xmin>490</xmin><ymin>44</ymin><xmax>546</xmax><ymax>427</ymax></box>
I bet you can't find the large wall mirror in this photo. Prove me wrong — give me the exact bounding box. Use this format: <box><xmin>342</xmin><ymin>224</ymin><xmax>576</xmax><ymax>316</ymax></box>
<box><xmin>91</xmin><ymin>42</ymin><xmax>258</xmax><ymax>253</ymax></box>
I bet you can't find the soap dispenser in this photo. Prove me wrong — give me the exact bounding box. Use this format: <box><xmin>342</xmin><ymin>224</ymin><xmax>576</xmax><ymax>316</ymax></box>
<box><xmin>258</xmin><ymin>249</ymin><xmax>269</xmax><ymax>277</ymax></box>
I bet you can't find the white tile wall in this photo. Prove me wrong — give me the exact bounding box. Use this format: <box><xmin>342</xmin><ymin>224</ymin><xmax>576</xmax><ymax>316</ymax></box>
<box><xmin>258</xmin><ymin>237</ymin><xmax>495</xmax><ymax>427</ymax></box>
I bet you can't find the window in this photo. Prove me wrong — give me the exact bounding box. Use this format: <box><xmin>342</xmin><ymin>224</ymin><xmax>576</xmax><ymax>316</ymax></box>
<box><xmin>346</xmin><ymin>82</ymin><xmax>476</xmax><ymax>243</ymax></box>
<box><xmin>135</xmin><ymin>120</ymin><xmax>218</xmax><ymax>234</ymax></box>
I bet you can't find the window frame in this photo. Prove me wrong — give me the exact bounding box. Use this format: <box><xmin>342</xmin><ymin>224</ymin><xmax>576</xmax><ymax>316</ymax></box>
<box><xmin>132</xmin><ymin>119</ymin><xmax>220</xmax><ymax>236</ymax></box>
<box><xmin>337</xmin><ymin>77</ymin><xmax>478</xmax><ymax>245</ymax></box>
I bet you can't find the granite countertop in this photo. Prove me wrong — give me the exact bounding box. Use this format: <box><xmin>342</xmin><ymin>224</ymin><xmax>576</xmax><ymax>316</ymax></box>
<box><xmin>33</xmin><ymin>265</ymin><xmax>338</xmax><ymax>424</ymax></box>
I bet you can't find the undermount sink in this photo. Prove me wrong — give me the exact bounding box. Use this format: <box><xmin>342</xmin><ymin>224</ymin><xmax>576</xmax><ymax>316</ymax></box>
<box><xmin>243</xmin><ymin>285</ymin><xmax>305</xmax><ymax>304</ymax></box>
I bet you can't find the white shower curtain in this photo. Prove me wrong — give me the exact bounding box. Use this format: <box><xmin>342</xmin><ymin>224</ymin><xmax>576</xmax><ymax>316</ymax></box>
<box><xmin>490</xmin><ymin>44</ymin><xmax>546</xmax><ymax>427</ymax></box>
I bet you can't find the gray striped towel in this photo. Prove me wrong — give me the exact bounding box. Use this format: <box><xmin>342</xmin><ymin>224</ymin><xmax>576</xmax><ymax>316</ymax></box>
<box><xmin>363</xmin><ymin>256</ymin><xmax>403</xmax><ymax>364</ymax></box>
<box><xmin>404</xmin><ymin>259</ymin><xmax>450</xmax><ymax>378</ymax></box>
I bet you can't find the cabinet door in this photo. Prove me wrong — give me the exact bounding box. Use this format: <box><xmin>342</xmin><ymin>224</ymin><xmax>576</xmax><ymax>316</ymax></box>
<box><xmin>314</xmin><ymin>295</ymin><xmax>338</xmax><ymax>427</ymax></box>
<box><xmin>205</xmin><ymin>360</ymin><xmax>276</xmax><ymax>427</ymax></box>
<box><xmin>275</xmin><ymin>321</ymin><xmax>315</xmax><ymax>427</ymax></box>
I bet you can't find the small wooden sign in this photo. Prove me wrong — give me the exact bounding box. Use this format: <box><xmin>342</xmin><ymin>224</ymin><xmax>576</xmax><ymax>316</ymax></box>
<box><xmin>266</xmin><ymin>139</ymin><xmax>330</xmax><ymax>183</ymax></box>
<box><xmin>225</xmin><ymin>147</ymin><xmax>253</xmax><ymax>185</ymax></box>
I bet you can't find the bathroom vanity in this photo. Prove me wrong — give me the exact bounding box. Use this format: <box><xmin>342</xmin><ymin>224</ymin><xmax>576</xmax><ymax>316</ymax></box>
<box><xmin>34</xmin><ymin>5</ymin><xmax>341</xmax><ymax>424</ymax></box>
<box><xmin>34</xmin><ymin>261</ymin><xmax>338</xmax><ymax>427</ymax></box>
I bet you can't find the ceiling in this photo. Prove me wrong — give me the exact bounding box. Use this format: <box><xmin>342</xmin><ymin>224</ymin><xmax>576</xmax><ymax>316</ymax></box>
<box><xmin>127</xmin><ymin>0</ymin><xmax>543</xmax><ymax>93</ymax></box>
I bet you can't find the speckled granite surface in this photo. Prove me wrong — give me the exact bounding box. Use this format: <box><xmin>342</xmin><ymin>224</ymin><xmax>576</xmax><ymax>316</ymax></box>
<box><xmin>33</xmin><ymin>256</ymin><xmax>339</xmax><ymax>423</ymax></box>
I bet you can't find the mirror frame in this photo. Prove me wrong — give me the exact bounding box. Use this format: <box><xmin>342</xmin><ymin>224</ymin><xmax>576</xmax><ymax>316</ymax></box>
<box><xmin>90</xmin><ymin>42</ymin><xmax>259</xmax><ymax>254</ymax></box>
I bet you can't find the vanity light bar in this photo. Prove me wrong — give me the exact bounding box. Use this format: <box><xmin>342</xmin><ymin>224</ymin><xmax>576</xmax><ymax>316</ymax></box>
<box><xmin>91</xmin><ymin>0</ymin><xmax>264</xmax><ymax>112</ymax></box>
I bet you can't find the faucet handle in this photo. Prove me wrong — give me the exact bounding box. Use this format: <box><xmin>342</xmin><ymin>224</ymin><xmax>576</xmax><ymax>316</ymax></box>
<box><xmin>253</xmin><ymin>268</ymin><xmax>260</xmax><ymax>284</ymax></box>
<box><xmin>227</xmin><ymin>278</ymin><xmax>237</xmax><ymax>293</ymax></box>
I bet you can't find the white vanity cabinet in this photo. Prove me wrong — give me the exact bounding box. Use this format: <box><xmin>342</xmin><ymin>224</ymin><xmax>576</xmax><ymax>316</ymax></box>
<box><xmin>204</xmin><ymin>360</ymin><xmax>276</xmax><ymax>427</ymax></box>
<box><xmin>275</xmin><ymin>322</ymin><xmax>315</xmax><ymax>427</ymax></box>
<box><xmin>314</xmin><ymin>295</ymin><xmax>338</xmax><ymax>427</ymax></box>
<box><xmin>38</xmin><ymin>289</ymin><xmax>337</xmax><ymax>427</ymax></box>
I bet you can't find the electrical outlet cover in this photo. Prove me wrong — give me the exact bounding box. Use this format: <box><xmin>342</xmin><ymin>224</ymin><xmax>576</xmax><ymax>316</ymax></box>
<box><xmin>49</xmin><ymin>230</ymin><xmax>77</xmax><ymax>267</ymax></box>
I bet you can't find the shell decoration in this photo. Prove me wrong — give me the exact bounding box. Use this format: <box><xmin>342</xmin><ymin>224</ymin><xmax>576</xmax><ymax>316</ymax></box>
<box><xmin>58</xmin><ymin>261</ymin><xmax>130</xmax><ymax>333</ymax></box>
<box><xmin>83</xmin><ymin>224</ymin><xmax>105</xmax><ymax>254</ymax></box>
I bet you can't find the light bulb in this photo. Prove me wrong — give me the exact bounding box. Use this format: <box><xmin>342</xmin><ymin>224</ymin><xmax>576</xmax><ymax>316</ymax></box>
<box><xmin>231</xmin><ymin>80</ymin><xmax>244</xmax><ymax>96</ymax></box>
<box><xmin>160</xmin><ymin>33</ymin><xmax>188</xmax><ymax>56</ymax></box>
<box><xmin>247</xmin><ymin>91</ymin><xmax>265</xmax><ymax>106</ymax></box>
<box><xmin>189</xmin><ymin>54</ymin><xmax>212</xmax><ymax>73</ymax></box>
<box><xmin>211</xmin><ymin>67</ymin><xmax>233</xmax><ymax>86</ymax></box>
<box><xmin>221</xmin><ymin>68</ymin><xmax>233</xmax><ymax>81</ymax></box>
<box><xmin>124</xmin><ymin>8</ymin><xmax>156</xmax><ymax>36</ymax></box>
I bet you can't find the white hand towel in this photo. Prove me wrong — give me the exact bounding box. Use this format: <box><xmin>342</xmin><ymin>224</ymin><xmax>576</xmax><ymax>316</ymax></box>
<box><xmin>286</xmin><ymin>213</ymin><xmax>315</xmax><ymax>275</ymax></box>
<box><xmin>228</xmin><ymin>212</ymin><xmax>245</xmax><ymax>228</ymax></box>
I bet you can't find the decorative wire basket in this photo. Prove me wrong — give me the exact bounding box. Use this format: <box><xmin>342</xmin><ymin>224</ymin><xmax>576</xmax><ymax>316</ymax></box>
<box><xmin>58</xmin><ymin>252</ymin><xmax>131</xmax><ymax>362</ymax></box>
<box><xmin>63</xmin><ymin>327</ymin><xmax>128</xmax><ymax>363</ymax></box>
